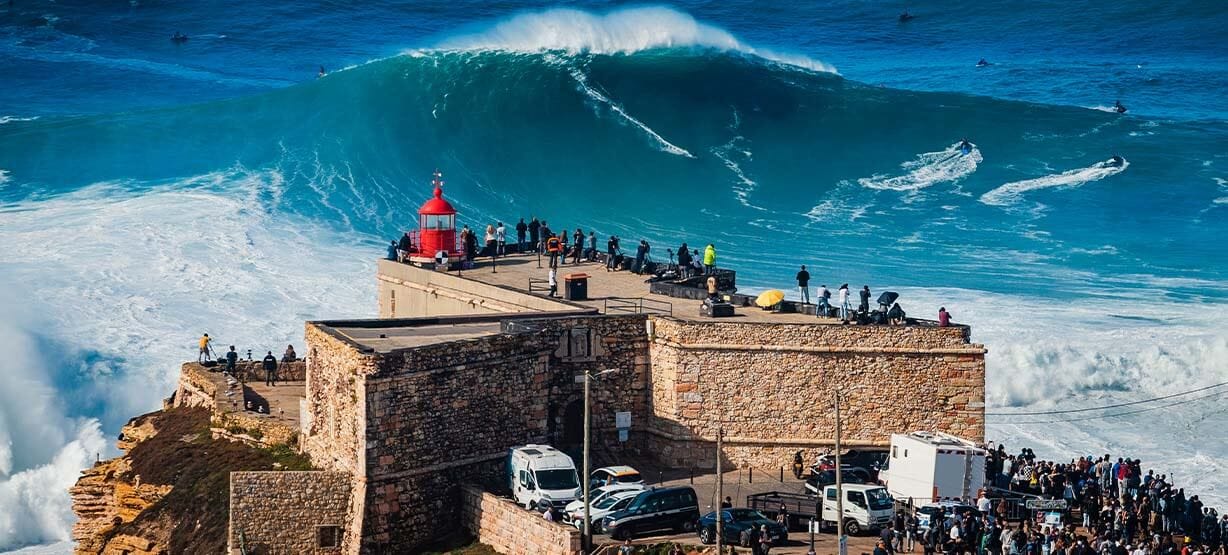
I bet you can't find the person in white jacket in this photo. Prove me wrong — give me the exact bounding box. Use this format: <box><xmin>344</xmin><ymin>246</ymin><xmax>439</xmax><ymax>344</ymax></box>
<box><xmin>837</xmin><ymin>284</ymin><xmax>851</xmax><ymax>321</ymax></box>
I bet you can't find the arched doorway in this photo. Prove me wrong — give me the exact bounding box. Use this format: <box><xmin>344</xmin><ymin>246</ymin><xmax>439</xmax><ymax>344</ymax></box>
<box><xmin>560</xmin><ymin>399</ymin><xmax>584</xmax><ymax>449</ymax></box>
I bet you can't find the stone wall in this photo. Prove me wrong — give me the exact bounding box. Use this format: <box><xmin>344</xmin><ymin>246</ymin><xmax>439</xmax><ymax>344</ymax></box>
<box><xmin>302</xmin><ymin>324</ymin><xmax>377</xmax><ymax>555</ymax></box>
<box><xmin>172</xmin><ymin>363</ymin><xmax>299</xmax><ymax>448</ymax></box>
<box><xmin>231</xmin><ymin>360</ymin><xmax>307</xmax><ymax>382</ymax></box>
<box><xmin>645</xmin><ymin>317</ymin><xmax>986</xmax><ymax>470</ymax></box>
<box><xmin>460</xmin><ymin>485</ymin><xmax>581</xmax><ymax>555</ymax></box>
<box><xmin>301</xmin><ymin>312</ymin><xmax>652</xmax><ymax>552</ymax></box>
<box><xmin>174</xmin><ymin>363</ymin><xmax>220</xmax><ymax>409</ymax></box>
<box><xmin>213</xmin><ymin>409</ymin><xmax>298</xmax><ymax>448</ymax></box>
<box><xmin>509</xmin><ymin>315</ymin><xmax>652</xmax><ymax>457</ymax></box>
<box><xmin>229</xmin><ymin>471</ymin><xmax>353</xmax><ymax>555</ymax></box>
<box><xmin>302</xmin><ymin>323</ymin><xmax>375</xmax><ymax>475</ymax></box>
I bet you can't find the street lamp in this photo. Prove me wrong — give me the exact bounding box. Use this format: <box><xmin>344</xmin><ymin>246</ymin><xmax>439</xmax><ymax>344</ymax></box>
<box><xmin>581</xmin><ymin>368</ymin><xmax>621</xmax><ymax>554</ymax></box>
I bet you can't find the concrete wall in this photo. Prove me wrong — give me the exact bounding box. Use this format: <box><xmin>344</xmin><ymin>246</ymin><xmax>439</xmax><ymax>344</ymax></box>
<box><xmin>461</xmin><ymin>485</ymin><xmax>581</xmax><ymax>555</ymax></box>
<box><xmin>229</xmin><ymin>471</ymin><xmax>353</xmax><ymax>555</ymax></box>
<box><xmin>376</xmin><ymin>258</ymin><xmax>574</xmax><ymax>318</ymax></box>
<box><xmin>645</xmin><ymin>317</ymin><xmax>986</xmax><ymax>470</ymax></box>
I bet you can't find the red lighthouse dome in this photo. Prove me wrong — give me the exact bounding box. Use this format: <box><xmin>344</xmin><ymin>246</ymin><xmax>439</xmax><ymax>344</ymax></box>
<box><xmin>415</xmin><ymin>170</ymin><xmax>458</xmax><ymax>261</ymax></box>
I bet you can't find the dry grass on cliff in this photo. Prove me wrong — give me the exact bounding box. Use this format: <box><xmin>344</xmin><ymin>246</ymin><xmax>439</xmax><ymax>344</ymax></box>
<box><xmin>111</xmin><ymin>407</ymin><xmax>312</xmax><ymax>554</ymax></box>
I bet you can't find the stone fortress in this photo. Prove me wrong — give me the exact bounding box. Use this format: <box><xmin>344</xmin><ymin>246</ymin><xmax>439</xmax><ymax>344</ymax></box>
<box><xmin>72</xmin><ymin>186</ymin><xmax>986</xmax><ymax>555</ymax></box>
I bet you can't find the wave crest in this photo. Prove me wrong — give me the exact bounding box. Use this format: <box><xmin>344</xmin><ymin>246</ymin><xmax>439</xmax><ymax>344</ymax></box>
<box><xmin>435</xmin><ymin>7</ymin><xmax>836</xmax><ymax>73</ymax></box>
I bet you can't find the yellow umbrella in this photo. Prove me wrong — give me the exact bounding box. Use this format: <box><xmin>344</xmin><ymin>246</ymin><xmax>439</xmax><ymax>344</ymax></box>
<box><xmin>755</xmin><ymin>289</ymin><xmax>786</xmax><ymax>308</ymax></box>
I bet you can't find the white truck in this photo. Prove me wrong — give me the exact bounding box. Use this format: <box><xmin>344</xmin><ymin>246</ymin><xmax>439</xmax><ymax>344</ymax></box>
<box><xmin>507</xmin><ymin>444</ymin><xmax>582</xmax><ymax>511</ymax></box>
<box><xmin>876</xmin><ymin>431</ymin><xmax>987</xmax><ymax>505</ymax></box>
<box><xmin>819</xmin><ymin>484</ymin><xmax>895</xmax><ymax>535</ymax></box>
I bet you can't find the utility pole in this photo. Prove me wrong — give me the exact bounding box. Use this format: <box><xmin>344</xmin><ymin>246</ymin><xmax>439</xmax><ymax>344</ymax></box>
<box><xmin>834</xmin><ymin>390</ymin><xmax>846</xmax><ymax>555</ymax></box>
<box><xmin>581</xmin><ymin>369</ymin><xmax>618</xmax><ymax>554</ymax></box>
<box><xmin>582</xmin><ymin>370</ymin><xmax>591</xmax><ymax>554</ymax></box>
<box><xmin>715</xmin><ymin>426</ymin><xmax>724</xmax><ymax>554</ymax></box>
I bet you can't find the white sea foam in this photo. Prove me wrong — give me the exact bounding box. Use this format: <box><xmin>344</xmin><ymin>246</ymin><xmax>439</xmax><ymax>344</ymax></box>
<box><xmin>568</xmin><ymin>68</ymin><xmax>695</xmax><ymax>158</ymax></box>
<box><xmin>0</xmin><ymin>170</ymin><xmax>10</xmax><ymax>185</ymax></box>
<box><xmin>711</xmin><ymin>136</ymin><xmax>766</xmax><ymax>210</ymax></box>
<box><xmin>0</xmin><ymin>116</ymin><xmax>39</xmax><ymax>125</ymax></box>
<box><xmin>980</xmin><ymin>157</ymin><xmax>1128</xmax><ymax>206</ymax></box>
<box><xmin>856</xmin><ymin>143</ymin><xmax>983</xmax><ymax>192</ymax></box>
<box><xmin>437</xmin><ymin>7</ymin><xmax>837</xmax><ymax>74</ymax></box>
<box><xmin>0</xmin><ymin>173</ymin><xmax>376</xmax><ymax>550</ymax></box>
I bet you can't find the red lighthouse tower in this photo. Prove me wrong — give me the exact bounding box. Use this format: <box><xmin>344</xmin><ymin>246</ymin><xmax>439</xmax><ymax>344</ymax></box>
<box><xmin>411</xmin><ymin>169</ymin><xmax>459</xmax><ymax>265</ymax></box>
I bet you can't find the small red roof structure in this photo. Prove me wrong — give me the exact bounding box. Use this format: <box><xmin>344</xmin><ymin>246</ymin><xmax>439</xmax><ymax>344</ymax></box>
<box><xmin>412</xmin><ymin>170</ymin><xmax>459</xmax><ymax>262</ymax></box>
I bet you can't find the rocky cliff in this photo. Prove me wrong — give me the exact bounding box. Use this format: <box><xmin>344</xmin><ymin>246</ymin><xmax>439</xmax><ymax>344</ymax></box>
<box><xmin>69</xmin><ymin>406</ymin><xmax>311</xmax><ymax>555</ymax></box>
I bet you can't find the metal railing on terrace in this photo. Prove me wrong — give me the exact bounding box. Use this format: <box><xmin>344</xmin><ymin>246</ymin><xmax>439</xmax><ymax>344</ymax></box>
<box><xmin>603</xmin><ymin>297</ymin><xmax>673</xmax><ymax>316</ymax></box>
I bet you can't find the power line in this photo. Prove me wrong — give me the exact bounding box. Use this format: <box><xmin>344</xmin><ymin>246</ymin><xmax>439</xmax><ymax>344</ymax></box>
<box><xmin>1000</xmin><ymin>389</ymin><xmax>1227</xmax><ymax>425</ymax></box>
<box><xmin>984</xmin><ymin>380</ymin><xmax>1228</xmax><ymax>416</ymax></box>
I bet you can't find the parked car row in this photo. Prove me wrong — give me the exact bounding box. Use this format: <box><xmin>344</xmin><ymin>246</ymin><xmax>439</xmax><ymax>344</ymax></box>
<box><xmin>507</xmin><ymin>445</ymin><xmax>701</xmax><ymax>540</ymax></box>
<box><xmin>506</xmin><ymin>430</ymin><xmax>988</xmax><ymax>543</ymax></box>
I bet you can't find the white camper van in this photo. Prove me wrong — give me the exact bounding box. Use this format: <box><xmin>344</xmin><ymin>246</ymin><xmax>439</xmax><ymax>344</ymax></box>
<box><xmin>877</xmin><ymin>432</ymin><xmax>986</xmax><ymax>504</ymax></box>
<box><xmin>819</xmin><ymin>484</ymin><xmax>895</xmax><ymax>535</ymax></box>
<box><xmin>507</xmin><ymin>445</ymin><xmax>581</xmax><ymax>511</ymax></box>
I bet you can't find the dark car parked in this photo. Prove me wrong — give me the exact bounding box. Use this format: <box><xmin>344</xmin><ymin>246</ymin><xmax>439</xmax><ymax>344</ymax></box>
<box><xmin>803</xmin><ymin>467</ymin><xmax>868</xmax><ymax>494</ymax></box>
<box><xmin>811</xmin><ymin>449</ymin><xmax>889</xmax><ymax>480</ymax></box>
<box><xmin>696</xmin><ymin>508</ymin><xmax>789</xmax><ymax>546</ymax></box>
<box><xmin>602</xmin><ymin>487</ymin><xmax>699</xmax><ymax>540</ymax></box>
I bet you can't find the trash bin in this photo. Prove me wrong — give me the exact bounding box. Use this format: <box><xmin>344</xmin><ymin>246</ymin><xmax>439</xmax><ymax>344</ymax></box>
<box><xmin>564</xmin><ymin>273</ymin><xmax>589</xmax><ymax>301</ymax></box>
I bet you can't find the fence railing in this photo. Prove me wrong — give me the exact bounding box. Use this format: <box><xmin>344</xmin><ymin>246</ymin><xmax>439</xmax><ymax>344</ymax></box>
<box><xmin>527</xmin><ymin>277</ymin><xmax>551</xmax><ymax>294</ymax></box>
<box><xmin>603</xmin><ymin>297</ymin><xmax>673</xmax><ymax>316</ymax></box>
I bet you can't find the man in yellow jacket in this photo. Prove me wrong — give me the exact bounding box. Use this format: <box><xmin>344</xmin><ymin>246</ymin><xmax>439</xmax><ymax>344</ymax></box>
<box><xmin>198</xmin><ymin>333</ymin><xmax>212</xmax><ymax>362</ymax></box>
<box><xmin>703</xmin><ymin>244</ymin><xmax>716</xmax><ymax>274</ymax></box>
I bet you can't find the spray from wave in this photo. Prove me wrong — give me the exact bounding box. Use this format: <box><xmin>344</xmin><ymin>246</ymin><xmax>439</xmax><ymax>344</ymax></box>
<box><xmin>435</xmin><ymin>6</ymin><xmax>836</xmax><ymax>74</ymax></box>
<box><xmin>855</xmin><ymin>142</ymin><xmax>983</xmax><ymax>191</ymax></box>
<box><xmin>0</xmin><ymin>173</ymin><xmax>376</xmax><ymax>550</ymax></box>
<box><xmin>980</xmin><ymin>157</ymin><xmax>1128</xmax><ymax>206</ymax></box>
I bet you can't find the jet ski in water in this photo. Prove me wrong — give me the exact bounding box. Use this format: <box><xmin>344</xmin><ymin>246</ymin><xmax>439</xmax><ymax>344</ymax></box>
<box><xmin>171</xmin><ymin>32</ymin><xmax>189</xmax><ymax>43</ymax></box>
<box><xmin>1114</xmin><ymin>100</ymin><xmax>1127</xmax><ymax>114</ymax></box>
<box><xmin>959</xmin><ymin>139</ymin><xmax>973</xmax><ymax>155</ymax></box>
<box><xmin>1105</xmin><ymin>155</ymin><xmax>1126</xmax><ymax>167</ymax></box>
<box><xmin>899</xmin><ymin>10</ymin><xmax>915</xmax><ymax>22</ymax></box>
<box><xmin>976</xmin><ymin>58</ymin><xmax>991</xmax><ymax>67</ymax></box>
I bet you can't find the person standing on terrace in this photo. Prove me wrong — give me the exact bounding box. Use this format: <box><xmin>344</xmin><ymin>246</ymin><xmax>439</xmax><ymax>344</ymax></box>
<box><xmin>516</xmin><ymin>218</ymin><xmax>527</xmax><ymax>253</ymax></box>
<box><xmin>796</xmin><ymin>265</ymin><xmax>811</xmax><ymax>303</ymax></box>
<box><xmin>528</xmin><ymin>216</ymin><xmax>540</xmax><ymax>252</ymax></box>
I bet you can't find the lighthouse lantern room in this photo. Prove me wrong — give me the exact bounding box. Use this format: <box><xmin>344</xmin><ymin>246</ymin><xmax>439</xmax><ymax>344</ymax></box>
<box><xmin>407</xmin><ymin>170</ymin><xmax>459</xmax><ymax>266</ymax></box>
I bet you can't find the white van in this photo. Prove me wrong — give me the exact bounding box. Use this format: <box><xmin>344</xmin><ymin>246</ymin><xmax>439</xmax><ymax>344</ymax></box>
<box><xmin>819</xmin><ymin>484</ymin><xmax>895</xmax><ymax>535</ymax></box>
<box><xmin>877</xmin><ymin>432</ymin><xmax>986</xmax><ymax>505</ymax></box>
<box><xmin>507</xmin><ymin>445</ymin><xmax>581</xmax><ymax>511</ymax></box>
